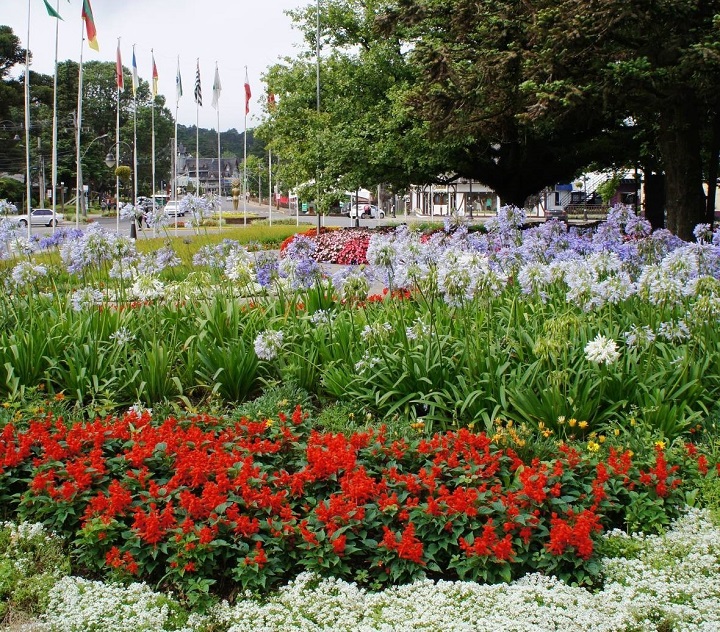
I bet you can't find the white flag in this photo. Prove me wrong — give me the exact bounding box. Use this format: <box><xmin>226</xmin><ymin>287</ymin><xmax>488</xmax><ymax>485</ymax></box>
<box><xmin>211</xmin><ymin>63</ymin><xmax>222</xmax><ymax>110</ymax></box>
<box><xmin>131</xmin><ymin>46</ymin><xmax>139</xmax><ymax>97</ymax></box>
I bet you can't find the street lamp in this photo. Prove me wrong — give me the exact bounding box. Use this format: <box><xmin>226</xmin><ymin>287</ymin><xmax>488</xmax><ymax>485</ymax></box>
<box><xmin>104</xmin><ymin>141</ymin><xmax>135</xmax><ymax>235</ymax></box>
<box><xmin>75</xmin><ymin>132</ymin><xmax>109</xmax><ymax>228</ymax></box>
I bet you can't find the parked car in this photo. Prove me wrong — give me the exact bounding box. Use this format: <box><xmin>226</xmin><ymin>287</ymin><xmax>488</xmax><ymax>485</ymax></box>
<box><xmin>348</xmin><ymin>204</ymin><xmax>385</xmax><ymax>219</ymax></box>
<box><xmin>13</xmin><ymin>209</ymin><xmax>64</xmax><ymax>227</ymax></box>
<box><xmin>544</xmin><ymin>208</ymin><xmax>568</xmax><ymax>221</ymax></box>
<box><xmin>163</xmin><ymin>201</ymin><xmax>185</xmax><ymax>217</ymax></box>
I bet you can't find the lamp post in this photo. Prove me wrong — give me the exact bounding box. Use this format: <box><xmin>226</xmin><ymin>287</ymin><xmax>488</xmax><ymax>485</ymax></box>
<box><xmin>76</xmin><ymin>132</ymin><xmax>109</xmax><ymax>228</ymax></box>
<box><xmin>105</xmin><ymin>141</ymin><xmax>135</xmax><ymax>236</ymax></box>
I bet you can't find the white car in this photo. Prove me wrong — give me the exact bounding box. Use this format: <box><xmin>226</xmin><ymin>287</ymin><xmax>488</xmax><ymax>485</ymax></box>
<box><xmin>163</xmin><ymin>201</ymin><xmax>185</xmax><ymax>217</ymax></box>
<box><xmin>348</xmin><ymin>204</ymin><xmax>384</xmax><ymax>219</ymax></box>
<box><xmin>13</xmin><ymin>209</ymin><xmax>64</xmax><ymax>227</ymax></box>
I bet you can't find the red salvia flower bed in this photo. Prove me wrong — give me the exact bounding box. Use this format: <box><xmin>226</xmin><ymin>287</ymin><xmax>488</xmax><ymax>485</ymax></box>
<box><xmin>0</xmin><ymin>408</ymin><xmax>711</xmax><ymax>599</ymax></box>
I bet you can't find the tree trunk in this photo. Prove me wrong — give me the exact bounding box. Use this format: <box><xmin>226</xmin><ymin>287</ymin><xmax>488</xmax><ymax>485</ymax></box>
<box><xmin>656</xmin><ymin>97</ymin><xmax>706</xmax><ymax>240</ymax></box>
<box><xmin>643</xmin><ymin>171</ymin><xmax>665</xmax><ymax>230</ymax></box>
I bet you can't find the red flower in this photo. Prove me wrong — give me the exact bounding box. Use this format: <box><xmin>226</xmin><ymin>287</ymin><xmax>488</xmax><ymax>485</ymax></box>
<box><xmin>332</xmin><ymin>534</ymin><xmax>347</xmax><ymax>555</ymax></box>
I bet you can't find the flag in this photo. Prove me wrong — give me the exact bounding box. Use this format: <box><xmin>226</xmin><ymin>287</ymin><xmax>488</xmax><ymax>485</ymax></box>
<box><xmin>244</xmin><ymin>70</ymin><xmax>251</xmax><ymax>115</ymax></box>
<box><xmin>194</xmin><ymin>60</ymin><xmax>202</xmax><ymax>106</ymax></box>
<box><xmin>268</xmin><ymin>91</ymin><xmax>276</xmax><ymax>110</ymax></box>
<box><xmin>152</xmin><ymin>53</ymin><xmax>159</xmax><ymax>97</ymax></box>
<box><xmin>176</xmin><ymin>59</ymin><xmax>183</xmax><ymax>102</ymax></box>
<box><xmin>211</xmin><ymin>64</ymin><xmax>221</xmax><ymax>110</ymax></box>
<box><xmin>42</xmin><ymin>0</ymin><xmax>62</xmax><ymax>19</ymax></box>
<box><xmin>116</xmin><ymin>41</ymin><xmax>124</xmax><ymax>90</ymax></box>
<box><xmin>131</xmin><ymin>47</ymin><xmax>139</xmax><ymax>97</ymax></box>
<box><xmin>81</xmin><ymin>0</ymin><xmax>99</xmax><ymax>51</ymax></box>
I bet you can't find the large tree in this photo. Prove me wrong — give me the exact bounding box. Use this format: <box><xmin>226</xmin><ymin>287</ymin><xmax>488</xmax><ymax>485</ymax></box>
<box><xmin>385</xmin><ymin>0</ymin><xmax>720</xmax><ymax>238</ymax></box>
<box><xmin>262</xmin><ymin>1</ymin><xmax>637</xmax><ymax>211</ymax></box>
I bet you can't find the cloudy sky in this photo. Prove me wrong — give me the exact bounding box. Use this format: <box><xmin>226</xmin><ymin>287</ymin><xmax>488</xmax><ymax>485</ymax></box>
<box><xmin>2</xmin><ymin>0</ymin><xmax>308</xmax><ymax>131</ymax></box>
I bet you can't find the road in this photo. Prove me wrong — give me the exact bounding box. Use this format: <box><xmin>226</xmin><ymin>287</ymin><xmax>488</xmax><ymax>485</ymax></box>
<box><xmin>23</xmin><ymin>200</ymin><xmax>455</xmax><ymax>240</ymax></box>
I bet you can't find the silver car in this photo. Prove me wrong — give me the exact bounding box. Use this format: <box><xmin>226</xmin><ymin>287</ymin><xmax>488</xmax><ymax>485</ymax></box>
<box><xmin>14</xmin><ymin>209</ymin><xmax>64</xmax><ymax>227</ymax></box>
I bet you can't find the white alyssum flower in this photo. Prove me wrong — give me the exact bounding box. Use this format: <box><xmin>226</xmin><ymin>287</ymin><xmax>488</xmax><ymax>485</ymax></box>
<box><xmin>584</xmin><ymin>333</ymin><xmax>620</xmax><ymax>365</ymax></box>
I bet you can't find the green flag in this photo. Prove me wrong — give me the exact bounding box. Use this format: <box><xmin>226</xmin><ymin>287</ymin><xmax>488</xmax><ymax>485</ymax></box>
<box><xmin>42</xmin><ymin>0</ymin><xmax>63</xmax><ymax>19</ymax></box>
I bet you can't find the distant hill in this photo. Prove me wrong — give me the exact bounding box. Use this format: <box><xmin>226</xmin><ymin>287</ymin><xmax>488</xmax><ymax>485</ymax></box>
<box><xmin>177</xmin><ymin>126</ymin><xmax>266</xmax><ymax>160</ymax></box>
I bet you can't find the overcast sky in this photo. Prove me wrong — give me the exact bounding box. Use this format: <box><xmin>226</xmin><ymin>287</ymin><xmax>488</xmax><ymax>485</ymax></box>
<box><xmin>2</xmin><ymin>0</ymin><xmax>307</xmax><ymax>131</ymax></box>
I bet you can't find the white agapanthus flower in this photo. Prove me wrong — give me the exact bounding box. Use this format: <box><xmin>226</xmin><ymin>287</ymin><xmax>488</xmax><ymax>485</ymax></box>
<box><xmin>584</xmin><ymin>333</ymin><xmax>620</xmax><ymax>365</ymax></box>
<box><xmin>10</xmin><ymin>261</ymin><xmax>47</xmax><ymax>286</ymax></box>
<box><xmin>254</xmin><ymin>330</ymin><xmax>284</xmax><ymax>361</ymax></box>
<box><xmin>70</xmin><ymin>286</ymin><xmax>104</xmax><ymax>311</ymax></box>
<box><xmin>130</xmin><ymin>275</ymin><xmax>165</xmax><ymax>301</ymax></box>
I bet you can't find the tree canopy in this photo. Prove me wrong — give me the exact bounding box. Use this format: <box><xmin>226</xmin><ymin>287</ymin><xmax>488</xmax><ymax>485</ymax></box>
<box><xmin>261</xmin><ymin>0</ymin><xmax>720</xmax><ymax>237</ymax></box>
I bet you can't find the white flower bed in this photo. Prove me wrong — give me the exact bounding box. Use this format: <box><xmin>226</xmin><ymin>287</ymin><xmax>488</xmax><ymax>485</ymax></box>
<box><xmin>33</xmin><ymin>508</ymin><xmax>720</xmax><ymax>631</ymax></box>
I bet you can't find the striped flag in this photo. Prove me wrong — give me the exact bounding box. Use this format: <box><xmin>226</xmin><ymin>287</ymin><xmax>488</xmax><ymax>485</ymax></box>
<box><xmin>152</xmin><ymin>53</ymin><xmax>159</xmax><ymax>97</ymax></box>
<box><xmin>131</xmin><ymin>46</ymin><xmax>139</xmax><ymax>97</ymax></box>
<box><xmin>194</xmin><ymin>60</ymin><xmax>202</xmax><ymax>106</ymax></box>
<box><xmin>244</xmin><ymin>69</ymin><xmax>251</xmax><ymax>115</ymax></box>
<box><xmin>116</xmin><ymin>41</ymin><xmax>124</xmax><ymax>90</ymax></box>
<box><xmin>81</xmin><ymin>0</ymin><xmax>99</xmax><ymax>51</ymax></box>
<box><xmin>176</xmin><ymin>58</ymin><xmax>183</xmax><ymax>102</ymax></box>
<box><xmin>42</xmin><ymin>0</ymin><xmax>62</xmax><ymax>19</ymax></box>
<box><xmin>211</xmin><ymin>63</ymin><xmax>221</xmax><ymax>110</ymax></box>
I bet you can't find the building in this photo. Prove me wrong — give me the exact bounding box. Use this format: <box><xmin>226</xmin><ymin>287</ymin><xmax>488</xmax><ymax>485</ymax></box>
<box><xmin>409</xmin><ymin>179</ymin><xmax>500</xmax><ymax>216</ymax></box>
<box><xmin>175</xmin><ymin>146</ymin><xmax>239</xmax><ymax>196</ymax></box>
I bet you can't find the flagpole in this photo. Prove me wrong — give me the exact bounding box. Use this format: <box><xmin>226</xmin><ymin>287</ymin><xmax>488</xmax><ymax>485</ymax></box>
<box><xmin>151</xmin><ymin>50</ymin><xmax>156</xmax><ymax>238</ymax></box>
<box><xmin>243</xmin><ymin>66</ymin><xmax>247</xmax><ymax>227</ymax></box>
<box><xmin>268</xmin><ymin>149</ymin><xmax>272</xmax><ymax>226</ymax></box>
<box><xmin>75</xmin><ymin>19</ymin><xmax>84</xmax><ymax>230</ymax></box>
<box><xmin>51</xmin><ymin>0</ymin><xmax>60</xmax><ymax>234</ymax></box>
<box><xmin>24</xmin><ymin>0</ymin><xmax>32</xmax><ymax>240</ymax></box>
<box><xmin>132</xmin><ymin>45</ymin><xmax>138</xmax><ymax>208</ymax></box>
<box><xmin>174</xmin><ymin>56</ymin><xmax>180</xmax><ymax>238</ymax></box>
<box><xmin>195</xmin><ymin>58</ymin><xmax>200</xmax><ymax>196</ymax></box>
<box><xmin>217</xmin><ymin>96</ymin><xmax>222</xmax><ymax>233</ymax></box>
<box><xmin>214</xmin><ymin>62</ymin><xmax>222</xmax><ymax>233</ymax></box>
<box><xmin>116</xmin><ymin>38</ymin><xmax>121</xmax><ymax>235</ymax></box>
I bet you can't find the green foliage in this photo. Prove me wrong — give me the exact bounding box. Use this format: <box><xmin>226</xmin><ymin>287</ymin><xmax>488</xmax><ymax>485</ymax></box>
<box><xmin>0</xmin><ymin>523</ymin><xmax>70</xmax><ymax>627</ymax></box>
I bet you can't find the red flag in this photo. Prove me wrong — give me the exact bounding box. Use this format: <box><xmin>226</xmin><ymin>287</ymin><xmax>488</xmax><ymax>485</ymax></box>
<box><xmin>268</xmin><ymin>91</ymin><xmax>276</xmax><ymax>110</ymax></box>
<box><xmin>244</xmin><ymin>70</ymin><xmax>251</xmax><ymax>115</ymax></box>
<box><xmin>81</xmin><ymin>0</ymin><xmax>99</xmax><ymax>51</ymax></box>
<box><xmin>152</xmin><ymin>53</ymin><xmax>159</xmax><ymax>97</ymax></box>
<box><xmin>116</xmin><ymin>41</ymin><xmax>124</xmax><ymax>90</ymax></box>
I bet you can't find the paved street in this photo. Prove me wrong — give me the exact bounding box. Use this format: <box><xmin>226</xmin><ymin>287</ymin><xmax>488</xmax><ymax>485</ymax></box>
<box><xmin>21</xmin><ymin>199</ymin><xmax>461</xmax><ymax>240</ymax></box>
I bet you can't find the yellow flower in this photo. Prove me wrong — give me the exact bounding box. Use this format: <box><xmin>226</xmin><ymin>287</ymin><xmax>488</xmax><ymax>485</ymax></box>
<box><xmin>2</xmin><ymin>402</ymin><xmax>10</xmax><ymax>409</ymax></box>
<box><xmin>598</xmin><ymin>435</ymin><xmax>606</xmax><ymax>444</ymax></box>
<box><xmin>557</xmin><ymin>416</ymin><xmax>566</xmax><ymax>425</ymax></box>
<box><xmin>538</xmin><ymin>422</ymin><xmax>545</xmax><ymax>430</ymax></box>
<box><xmin>578</xmin><ymin>421</ymin><xmax>588</xmax><ymax>430</ymax></box>
<box><xmin>630</xmin><ymin>417</ymin><xmax>636</xmax><ymax>427</ymax></box>
<box><xmin>568</xmin><ymin>418</ymin><xmax>577</xmax><ymax>428</ymax></box>
<box><xmin>542</xmin><ymin>430</ymin><xmax>553</xmax><ymax>438</ymax></box>
<box><xmin>410</xmin><ymin>421</ymin><xmax>425</xmax><ymax>431</ymax></box>
<box><xmin>655</xmin><ymin>440</ymin><xmax>666</xmax><ymax>449</ymax></box>
<box><xmin>265</xmin><ymin>419</ymin><xmax>274</xmax><ymax>428</ymax></box>
<box><xmin>587</xmin><ymin>440</ymin><xmax>600</xmax><ymax>452</ymax></box>
<box><xmin>614</xmin><ymin>428</ymin><xmax>620</xmax><ymax>436</ymax></box>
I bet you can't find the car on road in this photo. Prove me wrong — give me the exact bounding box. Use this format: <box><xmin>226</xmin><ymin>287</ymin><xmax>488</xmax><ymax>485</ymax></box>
<box><xmin>544</xmin><ymin>208</ymin><xmax>568</xmax><ymax>221</ymax></box>
<box><xmin>348</xmin><ymin>204</ymin><xmax>385</xmax><ymax>219</ymax></box>
<box><xmin>163</xmin><ymin>201</ymin><xmax>185</xmax><ymax>217</ymax></box>
<box><xmin>12</xmin><ymin>209</ymin><xmax>64</xmax><ymax>227</ymax></box>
